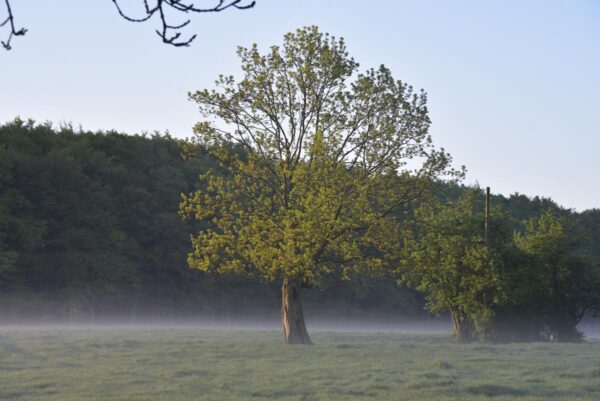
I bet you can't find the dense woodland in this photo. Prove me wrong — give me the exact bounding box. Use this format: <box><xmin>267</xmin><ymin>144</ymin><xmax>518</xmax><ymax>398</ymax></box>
<box><xmin>1</xmin><ymin>118</ymin><xmax>598</xmax><ymax>337</ymax></box>
<box><xmin>0</xmin><ymin>119</ymin><xmax>424</xmax><ymax>323</ymax></box>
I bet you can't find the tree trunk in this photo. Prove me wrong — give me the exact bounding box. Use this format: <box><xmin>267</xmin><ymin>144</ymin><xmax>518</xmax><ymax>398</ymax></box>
<box><xmin>281</xmin><ymin>277</ymin><xmax>313</xmax><ymax>345</ymax></box>
<box><xmin>451</xmin><ymin>310</ymin><xmax>475</xmax><ymax>342</ymax></box>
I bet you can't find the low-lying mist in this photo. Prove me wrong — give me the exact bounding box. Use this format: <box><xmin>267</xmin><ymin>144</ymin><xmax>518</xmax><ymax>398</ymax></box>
<box><xmin>2</xmin><ymin>317</ymin><xmax>599</xmax><ymax>339</ymax></box>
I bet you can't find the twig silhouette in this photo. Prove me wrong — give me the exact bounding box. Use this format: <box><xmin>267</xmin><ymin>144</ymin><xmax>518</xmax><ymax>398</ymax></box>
<box><xmin>1</xmin><ymin>0</ymin><xmax>255</xmax><ymax>50</ymax></box>
<box><xmin>1</xmin><ymin>0</ymin><xmax>27</xmax><ymax>50</ymax></box>
<box><xmin>111</xmin><ymin>0</ymin><xmax>256</xmax><ymax>47</ymax></box>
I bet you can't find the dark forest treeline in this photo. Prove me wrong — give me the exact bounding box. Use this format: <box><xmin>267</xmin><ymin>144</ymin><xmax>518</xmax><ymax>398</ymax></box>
<box><xmin>1</xmin><ymin>119</ymin><xmax>599</xmax><ymax>325</ymax></box>
<box><xmin>0</xmin><ymin>119</ymin><xmax>423</xmax><ymax>322</ymax></box>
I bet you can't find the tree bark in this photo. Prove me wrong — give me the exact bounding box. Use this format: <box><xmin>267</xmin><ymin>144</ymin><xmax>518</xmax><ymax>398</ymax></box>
<box><xmin>451</xmin><ymin>310</ymin><xmax>475</xmax><ymax>342</ymax></box>
<box><xmin>281</xmin><ymin>277</ymin><xmax>313</xmax><ymax>345</ymax></box>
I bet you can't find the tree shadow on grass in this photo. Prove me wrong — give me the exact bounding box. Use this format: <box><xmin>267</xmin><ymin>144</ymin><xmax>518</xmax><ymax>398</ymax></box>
<box><xmin>465</xmin><ymin>384</ymin><xmax>528</xmax><ymax>397</ymax></box>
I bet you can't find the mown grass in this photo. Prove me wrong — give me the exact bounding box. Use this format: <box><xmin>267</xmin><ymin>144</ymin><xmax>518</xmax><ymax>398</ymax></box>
<box><xmin>0</xmin><ymin>327</ymin><xmax>599</xmax><ymax>400</ymax></box>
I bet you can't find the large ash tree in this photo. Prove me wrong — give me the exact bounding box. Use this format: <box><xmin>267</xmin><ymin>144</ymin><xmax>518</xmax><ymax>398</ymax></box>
<box><xmin>180</xmin><ymin>26</ymin><xmax>460</xmax><ymax>344</ymax></box>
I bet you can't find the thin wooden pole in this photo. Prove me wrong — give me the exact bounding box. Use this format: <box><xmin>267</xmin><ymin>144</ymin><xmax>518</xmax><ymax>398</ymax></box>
<box><xmin>484</xmin><ymin>187</ymin><xmax>490</xmax><ymax>247</ymax></box>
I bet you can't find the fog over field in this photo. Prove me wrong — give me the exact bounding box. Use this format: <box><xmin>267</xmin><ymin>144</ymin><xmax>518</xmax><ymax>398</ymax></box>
<box><xmin>0</xmin><ymin>319</ymin><xmax>450</xmax><ymax>334</ymax></box>
<box><xmin>2</xmin><ymin>317</ymin><xmax>599</xmax><ymax>339</ymax></box>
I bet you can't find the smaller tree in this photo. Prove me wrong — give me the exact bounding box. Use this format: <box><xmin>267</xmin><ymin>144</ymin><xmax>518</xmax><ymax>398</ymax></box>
<box><xmin>401</xmin><ymin>190</ymin><xmax>510</xmax><ymax>341</ymax></box>
<box><xmin>514</xmin><ymin>210</ymin><xmax>600</xmax><ymax>342</ymax></box>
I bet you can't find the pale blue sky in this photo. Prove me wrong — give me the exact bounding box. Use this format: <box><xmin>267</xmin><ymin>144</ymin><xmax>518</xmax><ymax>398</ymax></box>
<box><xmin>1</xmin><ymin>0</ymin><xmax>599</xmax><ymax>211</ymax></box>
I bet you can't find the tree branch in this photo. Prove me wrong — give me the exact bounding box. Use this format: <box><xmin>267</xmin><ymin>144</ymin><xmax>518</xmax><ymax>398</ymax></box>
<box><xmin>112</xmin><ymin>0</ymin><xmax>256</xmax><ymax>47</ymax></box>
<box><xmin>1</xmin><ymin>0</ymin><xmax>27</xmax><ymax>50</ymax></box>
<box><xmin>2</xmin><ymin>0</ymin><xmax>255</xmax><ymax>50</ymax></box>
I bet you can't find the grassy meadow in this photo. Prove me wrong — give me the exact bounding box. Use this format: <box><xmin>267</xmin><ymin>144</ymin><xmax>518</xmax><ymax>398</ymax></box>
<box><xmin>1</xmin><ymin>327</ymin><xmax>599</xmax><ymax>401</ymax></box>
